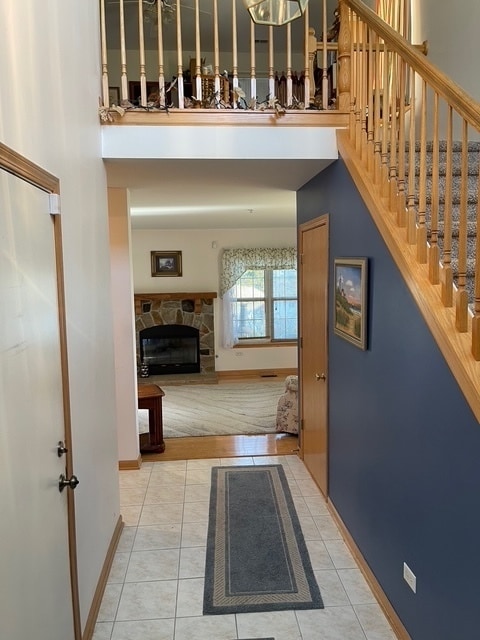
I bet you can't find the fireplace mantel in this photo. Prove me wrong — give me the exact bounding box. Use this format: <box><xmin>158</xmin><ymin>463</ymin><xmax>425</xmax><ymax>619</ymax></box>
<box><xmin>134</xmin><ymin>292</ymin><xmax>217</xmax><ymax>315</ymax></box>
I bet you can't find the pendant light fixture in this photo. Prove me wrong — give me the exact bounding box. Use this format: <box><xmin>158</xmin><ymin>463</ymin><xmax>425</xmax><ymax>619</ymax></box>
<box><xmin>243</xmin><ymin>0</ymin><xmax>308</xmax><ymax>26</ymax></box>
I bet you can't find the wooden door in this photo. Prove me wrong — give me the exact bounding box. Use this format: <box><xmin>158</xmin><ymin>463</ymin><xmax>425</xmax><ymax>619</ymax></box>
<box><xmin>0</xmin><ymin>146</ymin><xmax>80</xmax><ymax>639</ymax></box>
<box><xmin>299</xmin><ymin>215</ymin><xmax>329</xmax><ymax>497</ymax></box>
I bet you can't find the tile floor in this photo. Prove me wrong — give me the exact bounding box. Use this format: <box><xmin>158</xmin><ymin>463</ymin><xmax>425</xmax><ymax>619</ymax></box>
<box><xmin>93</xmin><ymin>455</ymin><xmax>398</xmax><ymax>640</ymax></box>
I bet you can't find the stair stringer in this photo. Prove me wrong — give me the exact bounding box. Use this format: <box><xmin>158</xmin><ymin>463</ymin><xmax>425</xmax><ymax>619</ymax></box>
<box><xmin>337</xmin><ymin>129</ymin><xmax>480</xmax><ymax>423</ymax></box>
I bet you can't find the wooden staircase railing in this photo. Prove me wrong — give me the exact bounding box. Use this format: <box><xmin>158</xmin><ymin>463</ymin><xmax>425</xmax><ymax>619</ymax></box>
<box><xmin>337</xmin><ymin>0</ymin><xmax>480</xmax><ymax>419</ymax></box>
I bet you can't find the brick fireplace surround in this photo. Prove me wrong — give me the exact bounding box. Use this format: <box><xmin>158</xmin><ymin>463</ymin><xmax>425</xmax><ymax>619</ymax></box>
<box><xmin>134</xmin><ymin>292</ymin><xmax>217</xmax><ymax>377</ymax></box>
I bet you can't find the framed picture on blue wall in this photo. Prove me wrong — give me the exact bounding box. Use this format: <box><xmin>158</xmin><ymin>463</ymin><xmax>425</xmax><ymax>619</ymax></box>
<box><xmin>333</xmin><ymin>257</ymin><xmax>368</xmax><ymax>350</ymax></box>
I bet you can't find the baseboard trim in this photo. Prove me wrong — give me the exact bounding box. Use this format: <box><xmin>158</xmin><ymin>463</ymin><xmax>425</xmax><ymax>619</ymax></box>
<box><xmin>217</xmin><ymin>368</ymin><xmax>297</xmax><ymax>381</ymax></box>
<box><xmin>81</xmin><ymin>515</ymin><xmax>124</xmax><ymax>640</ymax></box>
<box><xmin>119</xmin><ymin>455</ymin><xmax>142</xmax><ymax>470</ymax></box>
<box><xmin>328</xmin><ymin>501</ymin><xmax>411</xmax><ymax>640</ymax></box>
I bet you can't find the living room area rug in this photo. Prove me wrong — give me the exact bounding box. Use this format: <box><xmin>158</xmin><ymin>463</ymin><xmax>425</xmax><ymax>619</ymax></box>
<box><xmin>138</xmin><ymin>380</ymin><xmax>286</xmax><ymax>438</ymax></box>
<box><xmin>203</xmin><ymin>465</ymin><xmax>323</xmax><ymax>615</ymax></box>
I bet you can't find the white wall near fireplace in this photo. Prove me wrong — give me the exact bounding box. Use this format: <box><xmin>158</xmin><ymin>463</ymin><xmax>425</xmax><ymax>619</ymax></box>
<box><xmin>132</xmin><ymin>227</ymin><xmax>298</xmax><ymax>372</ymax></box>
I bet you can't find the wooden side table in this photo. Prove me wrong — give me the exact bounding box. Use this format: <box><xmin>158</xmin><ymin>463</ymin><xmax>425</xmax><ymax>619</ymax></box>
<box><xmin>137</xmin><ymin>383</ymin><xmax>165</xmax><ymax>454</ymax></box>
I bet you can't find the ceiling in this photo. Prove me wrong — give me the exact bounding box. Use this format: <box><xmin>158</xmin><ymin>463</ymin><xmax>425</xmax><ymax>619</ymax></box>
<box><xmin>104</xmin><ymin>157</ymin><xmax>333</xmax><ymax>229</ymax></box>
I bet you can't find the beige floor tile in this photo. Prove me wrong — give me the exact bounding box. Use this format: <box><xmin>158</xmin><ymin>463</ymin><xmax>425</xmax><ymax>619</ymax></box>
<box><xmin>338</xmin><ymin>569</ymin><xmax>377</xmax><ymax>605</ymax></box>
<box><xmin>324</xmin><ymin>539</ymin><xmax>357</xmax><ymax>569</ymax></box>
<box><xmin>117</xmin><ymin>526</ymin><xmax>137</xmax><ymax>553</ymax></box>
<box><xmin>125</xmin><ymin>549</ymin><xmax>180</xmax><ymax>582</ymax></box>
<box><xmin>120</xmin><ymin>505</ymin><xmax>142</xmax><ymax>526</ymax></box>
<box><xmin>296</xmin><ymin>606</ymin><xmax>367</xmax><ymax>640</ymax></box>
<box><xmin>139</xmin><ymin>502</ymin><xmax>184</xmax><ymax>526</ymax></box>
<box><xmin>219</xmin><ymin>457</ymin><xmax>254</xmax><ymax>465</ymax></box>
<box><xmin>314</xmin><ymin>569</ymin><xmax>350</xmax><ymax>607</ymax></box>
<box><xmin>184</xmin><ymin>483</ymin><xmax>211</xmax><ymax>502</ymax></box>
<box><xmin>179</xmin><ymin>546</ymin><xmax>206</xmax><ymax>578</ymax></box>
<box><xmin>144</xmin><ymin>484</ymin><xmax>186</xmax><ymax>504</ymax></box>
<box><xmin>119</xmin><ymin>471</ymin><xmax>151</xmax><ymax>489</ymax></box>
<box><xmin>107</xmin><ymin>552</ymin><xmax>130</xmax><ymax>584</ymax></box>
<box><xmin>298</xmin><ymin>515</ymin><xmax>323</xmax><ymax>540</ymax></box>
<box><xmin>120</xmin><ymin>486</ymin><xmax>147</xmax><ymax>506</ymax></box>
<box><xmin>236</xmin><ymin>610</ymin><xmax>302</xmax><ymax>640</ymax></box>
<box><xmin>112</xmin><ymin>618</ymin><xmax>175</xmax><ymax>640</ymax></box>
<box><xmin>133</xmin><ymin>524</ymin><xmax>182</xmax><ymax>550</ymax></box>
<box><xmin>92</xmin><ymin>621</ymin><xmax>113</xmax><ymax>639</ymax></box>
<box><xmin>181</xmin><ymin>521</ymin><xmax>208</xmax><ymax>547</ymax></box>
<box><xmin>173</xmin><ymin>614</ymin><xmax>236</xmax><ymax>640</ymax></box>
<box><xmin>97</xmin><ymin>583</ymin><xmax>123</xmax><ymax>622</ymax></box>
<box><xmin>185</xmin><ymin>468</ymin><xmax>212</xmax><ymax>484</ymax></box>
<box><xmin>182</xmin><ymin>500</ymin><xmax>209</xmax><ymax>523</ymax></box>
<box><xmin>313</xmin><ymin>515</ymin><xmax>342</xmax><ymax>540</ymax></box>
<box><xmin>303</xmin><ymin>495</ymin><xmax>329</xmax><ymax>516</ymax></box>
<box><xmin>296</xmin><ymin>477</ymin><xmax>323</xmax><ymax>496</ymax></box>
<box><xmin>354</xmin><ymin>604</ymin><xmax>398</xmax><ymax>640</ymax></box>
<box><xmin>148</xmin><ymin>468</ymin><xmax>187</xmax><ymax>485</ymax></box>
<box><xmin>176</xmin><ymin>577</ymin><xmax>205</xmax><ymax>617</ymax></box>
<box><xmin>116</xmin><ymin>580</ymin><xmax>177</xmax><ymax>621</ymax></box>
<box><xmin>186</xmin><ymin>458</ymin><xmax>221</xmax><ymax>469</ymax></box>
<box><xmin>304</xmin><ymin>539</ymin><xmax>336</xmax><ymax>570</ymax></box>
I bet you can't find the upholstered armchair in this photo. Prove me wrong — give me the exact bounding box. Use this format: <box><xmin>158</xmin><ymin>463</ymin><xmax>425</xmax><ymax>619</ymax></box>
<box><xmin>276</xmin><ymin>375</ymin><xmax>299</xmax><ymax>434</ymax></box>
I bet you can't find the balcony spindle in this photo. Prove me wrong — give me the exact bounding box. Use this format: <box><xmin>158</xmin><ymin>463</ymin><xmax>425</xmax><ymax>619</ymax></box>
<box><xmin>100</xmin><ymin>0</ymin><xmax>109</xmax><ymax>106</ymax></box>
<box><xmin>455</xmin><ymin>120</ymin><xmax>469</xmax><ymax>332</ymax></box>
<box><xmin>213</xmin><ymin>0</ymin><xmax>220</xmax><ymax>100</ymax></box>
<box><xmin>194</xmin><ymin>0</ymin><xmax>202</xmax><ymax>100</ymax></box>
<box><xmin>232</xmin><ymin>0</ymin><xmax>239</xmax><ymax>107</ymax></box>
<box><xmin>366</xmin><ymin>28</ymin><xmax>375</xmax><ymax>173</ymax></box>
<box><xmin>355</xmin><ymin>21</ymin><xmax>362</xmax><ymax>152</ymax></box>
<box><xmin>406</xmin><ymin>67</ymin><xmax>417</xmax><ymax>244</ymax></box>
<box><xmin>416</xmin><ymin>79</ymin><xmax>428</xmax><ymax>263</ymax></box>
<box><xmin>441</xmin><ymin>106</ymin><xmax>454</xmax><ymax>306</ymax></box>
<box><xmin>176</xmin><ymin>0</ymin><xmax>184</xmax><ymax>108</ymax></box>
<box><xmin>249</xmin><ymin>20</ymin><xmax>256</xmax><ymax>108</ymax></box>
<box><xmin>428</xmin><ymin>92</ymin><xmax>440</xmax><ymax>285</ymax></box>
<box><xmin>269</xmin><ymin>26</ymin><xmax>275</xmax><ymax>101</ymax></box>
<box><xmin>373</xmin><ymin>37</ymin><xmax>382</xmax><ymax>185</ymax></box>
<box><xmin>338</xmin><ymin>0</ymin><xmax>352</xmax><ymax>114</ymax></box>
<box><xmin>396</xmin><ymin>58</ymin><xmax>407</xmax><ymax>226</ymax></box>
<box><xmin>360</xmin><ymin>23</ymin><xmax>368</xmax><ymax>163</ymax></box>
<box><xmin>287</xmin><ymin>24</ymin><xmax>293</xmax><ymax>106</ymax></box>
<box><xmin>303</xmin><ymin>7</ymin><xmax>310</xmax><ymax>108</ymax></box>
<box><xmin>119</xmin><ymin>0</ymin><xmax>128</xmax><ymax>102</ymax></box>
<box><xmin>380</xmin><ymin>48</ymin><xmax>390</xmax><ymax>197</ymax></box>
<box><xmin>157</xmin><ymin>1</ymin><xmax>166</xmax><ymax>107</ymax></box>
<box><xmin>138</xmin><ymin>0</ymin><xmax>147</xmax><ymax>106</ymax></box>
<box><xmin>388</xmin><ymin>51</ymin><xmax>398</xmax><ymax>209</ymax></box>
<box><xmin>348</xmin><ymin>10</ymin><xmax>356</xmax><ymax>140</ymax></box>
<box><xmin>322</xmin><ymin>0</ymin><xmax>328</xmax><ymax>110</ymax></box>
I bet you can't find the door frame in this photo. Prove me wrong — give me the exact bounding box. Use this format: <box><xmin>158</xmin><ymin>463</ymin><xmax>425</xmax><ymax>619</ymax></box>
<box><xmin>0</xmin><ymin>143</ymin><xmax>81</xmax><ymax>639</ymax></box>
<box><xmin>298</xmin><ymin>214</ymin><xmax>329</xmax><ymax>494</ymax></box>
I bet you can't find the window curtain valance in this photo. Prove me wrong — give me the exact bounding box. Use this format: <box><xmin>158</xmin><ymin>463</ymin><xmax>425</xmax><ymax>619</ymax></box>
<box><xmin>220</xmin><ymin>247</ymin><xmax>297</xmax><ymax>297</ymax></box>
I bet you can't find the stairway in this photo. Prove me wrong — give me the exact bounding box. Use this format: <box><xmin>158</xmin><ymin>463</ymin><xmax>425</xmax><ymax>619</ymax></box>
<box><xmin>408</xmin><ymin>141</ymin><xmax>480</xmax><ymax>304</ymax></box>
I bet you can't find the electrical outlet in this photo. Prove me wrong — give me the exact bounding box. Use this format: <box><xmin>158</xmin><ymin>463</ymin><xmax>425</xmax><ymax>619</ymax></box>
<box><xmin>403</xmin><ymin>562</ymin><xmax>417</xmax><ymax>593</ymax></box>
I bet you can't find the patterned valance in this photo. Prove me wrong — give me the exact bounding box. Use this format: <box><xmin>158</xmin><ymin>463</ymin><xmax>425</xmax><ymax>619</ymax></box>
<box><xmin>220</xmin><ymin>247</ymin><xmax>297</xmax><ymax>297</ymax></box>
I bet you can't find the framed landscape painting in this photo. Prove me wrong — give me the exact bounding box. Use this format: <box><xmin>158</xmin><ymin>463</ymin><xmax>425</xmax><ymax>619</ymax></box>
<box><xmin>333</xmin><ymin>257</ymin><xmax>368</xmax><ymax>350</ymax></box>
<box><xmin>151</xmin><ymin>251</ymin><xmax>182</xmax><ymax>277</ymax></box>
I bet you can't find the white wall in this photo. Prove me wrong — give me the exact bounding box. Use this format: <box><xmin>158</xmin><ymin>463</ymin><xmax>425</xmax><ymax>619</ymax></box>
<box><xmin>0</xmin><ymin>0</ymin><xmax>120</xmax><ymax>632</ymax></box>
<box><xmin>132</xmin><ymin>227</ymin><xmax>298</xmax><ymax>372</ymax></box>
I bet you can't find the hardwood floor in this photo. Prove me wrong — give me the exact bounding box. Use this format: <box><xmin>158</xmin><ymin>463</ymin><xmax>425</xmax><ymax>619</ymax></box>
<box><xmin>142</xmin><ymin>433</ymin><xmax>300</xmax><ymax>462</ymax></box>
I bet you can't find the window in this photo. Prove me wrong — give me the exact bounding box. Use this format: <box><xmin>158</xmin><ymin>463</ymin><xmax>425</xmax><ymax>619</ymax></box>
<box><xmin>232</xmin><ymin>269</ymin><xmax>297</xmax><ymax>341</ymax></box>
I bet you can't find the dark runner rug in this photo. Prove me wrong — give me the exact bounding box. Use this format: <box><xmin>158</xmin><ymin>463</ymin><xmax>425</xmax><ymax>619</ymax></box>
<box><xmin>203</xmin><ymin>464</ymin><xmax>323</xmax><ymax>615</ymax></box>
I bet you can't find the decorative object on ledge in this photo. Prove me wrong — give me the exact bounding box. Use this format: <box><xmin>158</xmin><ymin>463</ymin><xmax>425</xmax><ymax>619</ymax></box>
<box><xmin>151</xmin><ymin>250</ymin><xmax>182</xmax><ymax>277</ymax></box>
<box><xmin>243</xmin><ymin>0</ymin><xmax>308</xmax><ymax>26</ymax></box>
<box><xmin>333</xmin><ymin>258</ymin><xmax>368</xmax><ymax>350</ymax></box>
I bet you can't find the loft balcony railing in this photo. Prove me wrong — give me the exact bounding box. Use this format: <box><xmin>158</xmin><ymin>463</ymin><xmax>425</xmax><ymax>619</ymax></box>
<box><xmin>99</xmin><ymin>0</ymin><xmax>350</xmax><ymax>120</ymax></box>
<box><xmin>338</xmin><ymin>0</ymin><xmax>480</xmax><ymax>420</ymax></box>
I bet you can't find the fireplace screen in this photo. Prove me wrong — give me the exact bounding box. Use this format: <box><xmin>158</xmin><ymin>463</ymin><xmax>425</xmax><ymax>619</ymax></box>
<box><xmin>139</xmin><ymin>324</ymin><xmax>200</xmax><ymax>375</ymax></box>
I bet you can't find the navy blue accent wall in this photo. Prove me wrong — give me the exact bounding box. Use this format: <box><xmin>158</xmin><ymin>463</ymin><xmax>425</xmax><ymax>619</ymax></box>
<box><xmin>297</xmin><ymin>159</ymin><xmax>480</xmax><ymax>640</ymax></box>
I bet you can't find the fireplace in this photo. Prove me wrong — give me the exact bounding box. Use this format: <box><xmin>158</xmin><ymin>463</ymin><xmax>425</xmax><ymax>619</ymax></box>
<box><xmin>139</xmin><ymin>324</ymin><xmax>200</xmax><ymax>375</ymax></box>
<box><xmin>134</xmin><ymin>292</ymin><xmax>217</xmax><ymax>377</ymax></box>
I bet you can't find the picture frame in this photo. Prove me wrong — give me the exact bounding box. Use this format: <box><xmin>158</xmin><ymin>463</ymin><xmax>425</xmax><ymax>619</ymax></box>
<box><xmin>108</xmin><ymin>86</ymin><xmax>120</xmax><ymax>105</ymax></box>
<box><xmin>333</xmin><ymin>258</ymin><xmax>368</xmax><ymax>350</ymax></box>
<box><xmin>151</xmin><ymin>251</ymin><xmax>182</xmax><ymax>277</ymax></box>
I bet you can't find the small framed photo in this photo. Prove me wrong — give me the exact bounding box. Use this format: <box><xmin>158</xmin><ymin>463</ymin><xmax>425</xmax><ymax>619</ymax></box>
<box><xmin>108</xmin><ymin>86</ymin><xmax>120</xmax><ymax>106</ymax></box>
<box><xmin>334</xmin><ymin>258</ymin><xmax>368</xmax><ymax>350</ymax></box>
<box><xmin>151</xmin><ymin>251</ymin><xmax>182</xmax><ymax>277</ymax></box>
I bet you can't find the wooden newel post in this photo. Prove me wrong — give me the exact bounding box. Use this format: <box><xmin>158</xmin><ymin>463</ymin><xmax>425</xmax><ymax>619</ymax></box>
<box><xmin>337</xmin><ymin>0</ymin><xmax>351</xmax><ymax>111</ymax></box>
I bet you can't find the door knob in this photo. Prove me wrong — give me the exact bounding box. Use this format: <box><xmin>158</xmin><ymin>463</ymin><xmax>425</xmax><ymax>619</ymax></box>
<box><xmin>58</xmin><ymin>474</ymin><xmax>79</xmax><ymax>493</ymax></box>
<box><xmin>315</xmin><ymin>373</ymin><xmax>326</xmax><ymax>381</ymax></box>
<box><xmin>57</xmin><ymin>441</ymin><xmax>68</xmax><ymax>457</ymax></box>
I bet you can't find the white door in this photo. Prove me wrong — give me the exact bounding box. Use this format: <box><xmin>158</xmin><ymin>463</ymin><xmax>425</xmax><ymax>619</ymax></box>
<box><xmin>0</xmin><ymin>168</ymin><xmax>77</xmax><ymax>639</ymax></box>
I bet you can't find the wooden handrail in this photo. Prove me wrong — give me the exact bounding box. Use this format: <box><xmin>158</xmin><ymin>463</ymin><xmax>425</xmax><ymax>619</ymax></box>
<box><xmin>342</xmin><ymin>0</ymin><xmax>480</xmax><ymax>129</ymax></box>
